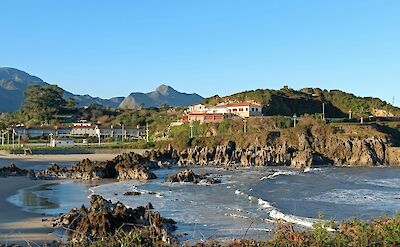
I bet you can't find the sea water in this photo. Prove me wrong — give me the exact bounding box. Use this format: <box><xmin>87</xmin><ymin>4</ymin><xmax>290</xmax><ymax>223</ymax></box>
<box><xmin>8</xmin><ymin>166</ymin><xmax>400</xmax><ymax>242</ymax></box>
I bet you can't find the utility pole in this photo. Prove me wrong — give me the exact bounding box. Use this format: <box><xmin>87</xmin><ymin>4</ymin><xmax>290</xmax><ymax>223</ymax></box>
<box><xmin>146</xmin><ymin>122</ymin><xmax>149</xmax><ymax>142</ymax></box>
<box><xmin>189</xmin><ymin>122</ymin><xmax>194</xmax><ymax>138</ymax></box>
<box><xmin>349</xmin><ymin>110</ymin><xmax>352</xmax><ymax>120</ymax></box>
<box><xmin>243</xmin><ymin>119</ymin><xmax>247</xmax><ymax>133</ymax></box>
<box><xmin>12</xmin><ymin>128</ymin><xmax>15</xmax><ymax>148</ymax></box>
<box><xmin>293</xmin><ymin>114</ymin><xmax>297</xmax><ymax>128</ymax></box>
<box><xmin>393</xmin><ymin>96</ymin><xmax>395</xmax><ymax>106</ymax></box>
<box><xmin>322</xmin><ymin>102</ymin><xmax>326</xmax><ymax>121</ymax></box>
<box><xmin>121</xmin><ymin>123</ymin><xmax>124</xmax><ymax>143</ymax></box>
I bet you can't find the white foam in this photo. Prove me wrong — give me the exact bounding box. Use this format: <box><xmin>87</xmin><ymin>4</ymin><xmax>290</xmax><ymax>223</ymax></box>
<box><xmin>269</xmin><ymin>209</ymin><xmax>335</xmax><ymax>231</ymax></box>
<box><xmin>257</xmin><ymin>198</ymin><xmax>272</xmax><ymax>208</ymax></box>
<box><xmin>269</xmin><ymin>209</ymin><xmax>316</xmax><ymax>228</ymax></box>
<box><xmin>304</xmin><ymin>167</ymin><xmax>325</xmax><ymax>173</ymax></box>
<box><xmin>260</xmin><ymin>170</ymin><xmax>298</xmax><ymax>180</ymax></box>
<box><xmin>225</xmin><ymin>213</ymin><xmax>249</xmax><ymax>219</ymax></box>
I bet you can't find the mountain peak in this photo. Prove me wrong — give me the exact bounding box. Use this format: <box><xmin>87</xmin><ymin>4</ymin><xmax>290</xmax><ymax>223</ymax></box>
<box><xmin>155</xmin><ymin>84</ymin><xmax>174</xmax><ymax>95</ymax></box>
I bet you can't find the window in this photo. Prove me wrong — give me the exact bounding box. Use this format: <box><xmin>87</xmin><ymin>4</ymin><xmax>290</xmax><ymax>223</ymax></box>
<box><xmin>239</xmin><ymin>108</ymin><xmax>243</xmax><ymax>111</ymax></box>
<box><xmin>251</xmin><ymin>108</ymin><xmax>255</xmax><ymax>111</ymax></box>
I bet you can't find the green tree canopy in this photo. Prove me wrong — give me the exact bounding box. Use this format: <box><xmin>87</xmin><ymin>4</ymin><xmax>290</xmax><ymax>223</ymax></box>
<box><xmin>22</xmin><ymin>85</ymin><xmax>66</xmax><ymax>123</ymax></box>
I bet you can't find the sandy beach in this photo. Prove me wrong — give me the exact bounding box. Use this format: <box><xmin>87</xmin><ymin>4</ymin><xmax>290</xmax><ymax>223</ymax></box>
<box><xmin>0</xmin><ymin>177</ymin><xmax>57</xmax><ymax>245</ymax></box>
<box><xmin>0</xmin><ymin>152</ymin><xmax>128</xmax><ymax>245</ymax></box>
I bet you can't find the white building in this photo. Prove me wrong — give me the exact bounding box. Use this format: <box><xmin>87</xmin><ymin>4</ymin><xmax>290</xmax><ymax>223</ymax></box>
<box><xmin>187</xmin><ymin>102</ymin><xmax>262</xmax><ymax>118</ymax></box>
<box><xmin>217</xmin><ymin>103</ymin><xmax>262</xmax><ymax>118</ymax></box>
<box><xmin>50</xmin><ymin>139</ymin><xmax>75</xmax><ymax>148</ymax></box>
<box><xmin>72</xmin><ymin>120</ymin><xmax>93</xmax><ymax>127</ymax></box>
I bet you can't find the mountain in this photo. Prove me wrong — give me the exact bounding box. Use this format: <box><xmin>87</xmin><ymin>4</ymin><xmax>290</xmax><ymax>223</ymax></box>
<box><xmin>119</xmin><ymin>84</ymin><xmax>204</xmax><ymax>109</ymax></box>
<box><xmin>204</xmin><ymin>86</ymin><xmax>400</xmax><ymax>117</ymax></box>
<box><xmin>0</xmin><ymin>68</ymin><xmax>203</xmax><ymax>112</ymax></box>
<box><xmin>0</xmin><ymin>67</ymin><xmax>125</xmax><ymax>112</ymax></box>
<box><xmin>0</xmin><ymin>68</ymin><xmax>48</xmax><ymax>112</ymax></box>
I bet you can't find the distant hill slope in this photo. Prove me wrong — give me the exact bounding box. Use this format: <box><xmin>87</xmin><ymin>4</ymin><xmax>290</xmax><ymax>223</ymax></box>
<box><xmin>119</xmin><ymin>84</ymin><xmax>204</xmax><ymax>109</ymax></box>
<box><xmin>0</xmin><ymin>67</ymin><xmax>125</xmax><ymax>112</ymax></box>
<box><xmin>204</xmin><ymin>87</ymin><xmax>400</xmax><ymax>117</ymax></box>
<box><xmin>0</xmin><ymin>68</ymin><xmax>203</xmax><ymax>112</ymax></box>
<box><xmin>0</xmin><ymin>68</ymin><xmax>48</xmax><ymax>112</ymax></box>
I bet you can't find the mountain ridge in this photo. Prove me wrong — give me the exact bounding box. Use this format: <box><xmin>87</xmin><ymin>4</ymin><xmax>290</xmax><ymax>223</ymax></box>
<box><xmin>0</xmin><ymin>68</ymin><xmax>203</xmax><ymax>112</ymax></box>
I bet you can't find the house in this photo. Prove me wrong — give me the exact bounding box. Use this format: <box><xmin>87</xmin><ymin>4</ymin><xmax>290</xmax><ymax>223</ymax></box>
<box><xmin>217</xmin><ymin>103</ymin><xmax>262</xmax><ymax>118</ymax></box>
<box><xmin>72</xmin><ymin>120</ymin><xmax>93</xmax><ymax>127</ymax></box>
<box><xmin>70</xmin><ymin>125</ymin><xmax>97</xmax><ymax>137</ymax></box>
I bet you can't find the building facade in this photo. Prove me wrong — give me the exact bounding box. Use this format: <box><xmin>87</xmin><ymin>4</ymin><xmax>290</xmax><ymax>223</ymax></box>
<box><xmin>182</xmin><ymin>102</ymin><xmax>262</xmax><ymax>123</ymax></box>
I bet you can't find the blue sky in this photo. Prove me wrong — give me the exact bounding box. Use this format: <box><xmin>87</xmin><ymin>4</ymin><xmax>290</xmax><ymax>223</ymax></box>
<box><xmin>1</xmin><ymin>0</ymin><xmax>399</xmax><ymax>105</ymax></box>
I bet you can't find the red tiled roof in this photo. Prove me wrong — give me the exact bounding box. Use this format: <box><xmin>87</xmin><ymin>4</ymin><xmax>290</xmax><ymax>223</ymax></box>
<box><xmin>221</xmin><ymin>103</ymin><xmax>261</xmax><ymax>107</ymax></box>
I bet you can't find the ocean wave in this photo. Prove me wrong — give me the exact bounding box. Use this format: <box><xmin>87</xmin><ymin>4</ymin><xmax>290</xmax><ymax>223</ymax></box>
<box><xmin>269</xmin><ymin>209</ymin><xmax>316</xmax><ymax>228</ymax></box>
<box><xmin>303</xmin><ymin>167</ymin><xmax>325</xmax><ymax>173</ymax></box>
<box><xmin>260</xmin><ymin>170</ymin><xmax>299</xmax><ymax>181</ymax></box>
<box><xmin>234</xmin><ymin>187</ymin><xmax>332</xmax><ymax>230</ymax></box>
<box><xmin>257</xmin><ymin>198</ymin><xmax>272</xmax><ymax>208</ymax></box>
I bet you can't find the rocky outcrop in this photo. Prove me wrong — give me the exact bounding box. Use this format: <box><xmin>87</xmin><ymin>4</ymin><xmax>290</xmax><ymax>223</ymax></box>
<box><xmin>53</xmin><ymin>195</ymin><xmax>176</xmax><ymax>244</ymax></box>
<box><xmin>165</xmin><ymin>169</ymin><xmax>220</xmax><ymax>184</ymax></box>
<box><xmin>0</xmin><ymin>164</ymin><xmax>35</xmax><ymax>178</ymax></box>
<box><xmin>36</xmin><ymin>153</ymin><xmax>157</xmax><ymax>180</ymax></box>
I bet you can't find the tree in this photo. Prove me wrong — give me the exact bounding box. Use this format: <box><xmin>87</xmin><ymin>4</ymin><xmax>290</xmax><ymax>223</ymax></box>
<box><xmin>22</xmin><ymin>85</ymin><xmax>66</xmax><ymax>123</ymax></box>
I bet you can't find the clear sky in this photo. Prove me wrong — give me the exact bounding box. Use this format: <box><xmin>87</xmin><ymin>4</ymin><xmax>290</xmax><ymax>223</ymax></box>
<box><xmin>1</xmin><ymin>0</ymin><xmax>399</xmax><ymax>105</ymax></box>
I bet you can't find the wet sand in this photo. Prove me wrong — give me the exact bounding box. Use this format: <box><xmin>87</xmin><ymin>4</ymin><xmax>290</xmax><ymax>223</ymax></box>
<box><xmin>0</xmin><ymin>177</ymin><xmax>57</xmax><ymax>245</ymax></box>
<box><xmin>0</xmin><ymin>152</ymin><xmax>132</xmax><ymax>245</ymax></box>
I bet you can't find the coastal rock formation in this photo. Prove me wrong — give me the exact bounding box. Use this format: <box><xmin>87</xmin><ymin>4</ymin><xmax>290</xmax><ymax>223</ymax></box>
<box><xmin>0</xmin><ymin>164</ymin><xmax>35</xmax><ymax>178</ymax></box>
<box><xmin>54</xmin><ymin>195</ymin><xmax>176</xmax><ymax>244</ymax></box>
<box><xmin>165</xmin><ymin>169</ymin><xmax>220</xmax><ymax>184</ymax></box>
<box><xmin>36</xmin><ymin>153</ymin><xmax>157</xmax><ymax>180</ymax></box>
<box><xmin>152</xmin><ymin>133</ymin><xmax>396</xmax><ymax>168</ymax></box>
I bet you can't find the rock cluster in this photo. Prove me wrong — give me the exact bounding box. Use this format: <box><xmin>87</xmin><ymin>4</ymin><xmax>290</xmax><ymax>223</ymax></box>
<box><xmin>53</xmin><ymin>195</ymin><xmax>176</xmax><ymax>244</ymax></box>
<box><xmin>35</xmin><ymin>131</ymin><xmax>400</xmax><ymax>181</ymax></box>
<box><xmin>37</xmin><ymin>153</ymin><xmax>157</xmax><ymax>180</ymax></box>
<box><xmin>165</xmin><ymin>169</ymin><xmax>220</xmax><ymax>184</ymax></box>
<box><xmin>0</xmin><ymin>164</ymin><xmax>35</xmax><ymax>178</ymax></box>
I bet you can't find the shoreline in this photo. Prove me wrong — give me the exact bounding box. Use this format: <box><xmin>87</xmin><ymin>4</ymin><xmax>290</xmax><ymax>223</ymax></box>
<box><xmin>0</xmin><ymin>177</ymin><xmax>58</xmax><ymax>245</ymax></box>
<box><xmin>0</xmin><ymin>152</ymin><xmax>127</xmax><ymax>245</ymax></box>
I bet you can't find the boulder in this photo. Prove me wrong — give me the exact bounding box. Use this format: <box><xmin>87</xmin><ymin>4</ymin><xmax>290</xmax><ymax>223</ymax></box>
<box><xmin>53</xmin><ymin>195</ymin><xmax>176</xmax><ymax>244</ymax></box>
<box><xmin>164</xmin><ymin>169</ymin><xmax>220</xmax><ymax>184</ymax></box>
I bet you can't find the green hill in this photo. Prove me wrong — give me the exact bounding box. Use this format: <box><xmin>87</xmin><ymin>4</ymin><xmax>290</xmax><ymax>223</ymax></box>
<box><xmin>203</xmin><ymin>86</ymin><xmax>400</xmax><ymax>118</ymax></box>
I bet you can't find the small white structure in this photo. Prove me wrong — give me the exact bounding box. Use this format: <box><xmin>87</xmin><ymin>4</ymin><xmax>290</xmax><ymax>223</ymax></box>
<box><xmin>72</xmin><ymin>120</ymin><xmax>93</xmax><ymax>127</ymax></box>
<box><xmin>188</xmin><ymin>104</ymin><xmax>208</xmax><ymax>113</ymax></box>
<box><xmin>50</xmin><ymin>139</ymin><xmax>75</xmax><ymax>148</ymax></box>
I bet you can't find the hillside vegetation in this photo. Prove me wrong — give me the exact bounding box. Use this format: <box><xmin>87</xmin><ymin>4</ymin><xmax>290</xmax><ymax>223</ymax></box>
<box><xmin>204</xmin><ymin>87</ymin><xmax>400</xmax><ymax>118</ymax></box>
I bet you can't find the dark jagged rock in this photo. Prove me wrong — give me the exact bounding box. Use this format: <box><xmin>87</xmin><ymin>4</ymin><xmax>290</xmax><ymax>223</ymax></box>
<box><xmin>0</xmin><ymin>164</ymin><xmax>34</xmax><ymax>178</ymax></box>
<box><xmin>165</xmin><ymin>169</ymin><xmax>221</xmax><ymax>184</ymax></box>
<box><xmin>123</xmin><ymin>191</ymin><xmax>142</xmax><ymax>196</ymax></box>
<box><xmin>36</xmin><ymin>152</ymin><xmax>158</xmax><ymax>180</ymax></box>
<box><xmin>53</xmin><ymin>195</ymin><xmax>176</xmax><ymax>244</ymax></box>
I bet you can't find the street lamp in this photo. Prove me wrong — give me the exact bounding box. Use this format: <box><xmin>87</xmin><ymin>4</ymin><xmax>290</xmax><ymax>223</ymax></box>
<box><xmin>293</xmin><ymin>114</ymin><xmax>297</xmax><ymax>128</ymax></box>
